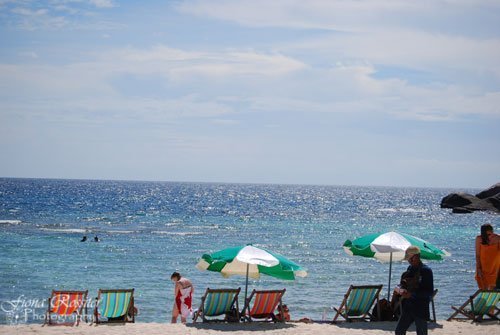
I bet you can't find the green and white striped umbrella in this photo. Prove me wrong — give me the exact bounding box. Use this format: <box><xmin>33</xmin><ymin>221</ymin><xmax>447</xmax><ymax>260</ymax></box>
<box><xmin>196</xmin><ymin>245</ymin><xmax>307</xmax><ymax>301</ymax></box>
<box><xmin>343</xmin><ymin>231</ymin><xmax>449</xmax><ymax>298</ymax></box>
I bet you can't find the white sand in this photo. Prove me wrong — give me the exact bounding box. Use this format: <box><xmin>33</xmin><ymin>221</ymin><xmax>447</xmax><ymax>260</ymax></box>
<box><xmin>1</xmin><ymin>321</ymin><xmax>499</xmax><ymax>335</ymax></box>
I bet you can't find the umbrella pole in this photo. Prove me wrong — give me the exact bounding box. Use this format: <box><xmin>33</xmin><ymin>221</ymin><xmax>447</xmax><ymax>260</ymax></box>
<box><xmin>387</xmin><ymin>252</ymin><xmax>393</xmax><ymax>300</ymax></box>
<box><xmin>245</xmin><ymin>263</ymin><xmax>249</xmax><ymax>303</ymax></box>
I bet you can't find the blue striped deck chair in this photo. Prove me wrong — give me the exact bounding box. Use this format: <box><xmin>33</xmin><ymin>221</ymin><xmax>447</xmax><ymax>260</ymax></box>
<box><xmin>193</xmin><ymin>288</ymin><xmax>241</xmax><ymax>323</ymax></box>
<box><xmin>94</xmin><ymin>289</ymin><xmax>135</xmax><ymax>324</ymax></box>
<box><xmin>332</xmin><ymin>285</ymin><xmax>383</xmax><ymax>322</ymax></box>
<box><xmin>447</xmin><ymin>289</ymin><xmax>500</xmax><ymax>322</ymax></box>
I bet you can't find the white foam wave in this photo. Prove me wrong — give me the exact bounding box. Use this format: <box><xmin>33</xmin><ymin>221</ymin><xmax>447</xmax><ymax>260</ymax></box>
<box><xmin>82</xmin><ymin>217</ymin><xmax>109</xmax><ymax>222</ymax></box>
<box><xmin>40</xmin><ymin>228</ymin><xmax>88</xmax><ymax>234</ymax></box>
<box><xmin>151</xmin><ymin>231</ymin><xmax>203</xmax><ymax>236</ymax></box>
<box><xmin>0</xmin><ymin>220</ymin><xmax>22</xmax><ymax>225</ymax></box>
<box><xmin>378</xmin><ymin>208</ymin><xmax>427</xmax><ymax>213</ymax></box>
<box><xmin>107</xmin><ymin>230</ymin><xmax>136</xmax><ymax>234</ymax></box>
<box><xmin>378</xmin><ymin>208</ymin><xmax>397</xmax><ymax>212</ymax></box>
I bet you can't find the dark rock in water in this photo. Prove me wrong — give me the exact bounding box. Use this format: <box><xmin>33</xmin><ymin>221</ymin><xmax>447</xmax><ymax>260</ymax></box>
<box><xmin>486</xmin><ymin>195</ymin><xmax>500</xmax><ymax>211</ymax></box>
<box><xmin>452</xmin><ymin>207</ymin><xmax>474</xmax><ymax>214</ymax></box>
<box><xmin>476</xmin><ymin>183</ymin><xmax>500</xmax><ymax>199</ymax></box>
<box><xmin>441</xmin><ymin>183</ymin><xmax>500</xmax><ymax>214</ymax></box>
<box><xmin>440</xmin><ymin>193</ymin><xmax>475</xmax><ymax>208</ymax></box>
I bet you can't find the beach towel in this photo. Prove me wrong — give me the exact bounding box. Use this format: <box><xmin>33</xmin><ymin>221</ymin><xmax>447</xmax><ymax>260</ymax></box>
<box><xmin>475</xmin><ymin>242</ymin><xmax>500</xmax><ymax>289</ymax></box>
<box><xmin>176</xmin><ymin>285</ymin><xmax>193</xmax><ymax>319</ymax></box>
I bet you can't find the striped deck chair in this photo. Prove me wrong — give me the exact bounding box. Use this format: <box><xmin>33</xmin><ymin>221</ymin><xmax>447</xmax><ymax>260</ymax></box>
<box><xmin>193</xmin><ymin>288</ymin><xmax>241</xmax><ymax>323</ymax></box>
<box><xmin>242</xmin><ymin>289</ymin><xmax>286</xmax><ymax>322</ymax></box>
<box><xmin>332</xmin><ymin>285</ymin><xmax>383</xmax><ymax>322</ymax></box>
<box><xmin>447</xmin><ymin>289</ymin><xmax>500</xmax><ymax>322</ymax></box>
<box><xmin>94</xmin><ymin>289</ymin><xmax>135</xmax><ymax>324</ymax></box>
<box><xmin>393</xmin><ymin>288</ymin><xmax>439</xmax><ymax>322</ymax></box>
<box><xmin>45</xmin><ymin>290</ymin><xmax>88</xmax><ymax>326</ymax></box>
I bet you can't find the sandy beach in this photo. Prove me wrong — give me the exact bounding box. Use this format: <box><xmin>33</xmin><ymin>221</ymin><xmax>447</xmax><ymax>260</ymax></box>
<box><xmin>1</xmin><ymin>321</ymin><xmax>499</xmax><ymax>335</ymax></box>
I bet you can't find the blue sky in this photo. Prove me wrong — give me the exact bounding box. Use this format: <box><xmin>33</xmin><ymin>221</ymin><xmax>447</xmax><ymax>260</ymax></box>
<box><xmin>0</xmin><ymin>0</ymin><xmax>499</xmax><ymax>188</ymax></box>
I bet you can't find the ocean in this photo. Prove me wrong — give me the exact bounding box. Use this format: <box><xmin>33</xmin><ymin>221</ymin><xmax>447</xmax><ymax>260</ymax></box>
<box><xmin>0</xmin><ymin>178</ymin><xmax>498</xmax><ymax>324</ymax></box>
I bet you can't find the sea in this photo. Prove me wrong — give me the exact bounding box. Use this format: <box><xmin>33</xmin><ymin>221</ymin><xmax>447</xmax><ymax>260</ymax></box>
<box><xmin>0</xmin><ymin>178</ymin><xmax>498</xmax><ymax>324</ymax></box>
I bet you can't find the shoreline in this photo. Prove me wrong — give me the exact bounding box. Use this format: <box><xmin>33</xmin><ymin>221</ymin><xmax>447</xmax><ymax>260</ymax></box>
<box><xmin>1</xmin><ymin>320</ymin><xmax>499</xmax><ymax>335</ymax></box>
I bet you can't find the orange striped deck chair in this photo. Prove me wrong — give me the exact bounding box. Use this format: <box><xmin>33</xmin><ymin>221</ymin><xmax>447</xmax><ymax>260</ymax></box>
<box><xmin>45</xmin><ymin>290</ymin><xmax>88</xmax><ymax>325</ymax></box>
<box><xmin>242</xmin><ymin>289</ymin><xmax>286</xmax><ymax>322</ymax></box>
<box><xmin>94</xmin><ymin>288</ymin><xmax>135</xmax><ymax>324</ymax></box>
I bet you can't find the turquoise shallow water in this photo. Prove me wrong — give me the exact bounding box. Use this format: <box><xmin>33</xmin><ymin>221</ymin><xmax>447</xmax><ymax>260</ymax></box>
<box><xmin>0</xmin><ymin>178</ymin><xmax>498</xmax><ymax>324</ymax></box>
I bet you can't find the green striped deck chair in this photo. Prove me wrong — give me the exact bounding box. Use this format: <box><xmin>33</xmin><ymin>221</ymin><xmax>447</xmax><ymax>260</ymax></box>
<box><xmin>332</xmin><ymin>285</ymin><xmax>383</xmax><ymax>322</ymax></box>
<box><xmin>242</xmin><ymin>289</ymin><xmax>286</xmax><ymax>322</ymax></box>
<box><xmin>193</xmin><ymin>288</ymin><xmax>241</xmax><ymax>323</ymax></box>
<box><xmin>393</xmin><ymin>288</ymin><xmax>439</xmax><ymax>322</ymax></box>
<box><xmin>447</xmin><ymin>289</ymin><xmax>500</xmax><ymax>322</ymax></box>
<box><xmin>94</xmin><ymin>289</ymin><xmax>135</xmax><ymax>324</ymax></box>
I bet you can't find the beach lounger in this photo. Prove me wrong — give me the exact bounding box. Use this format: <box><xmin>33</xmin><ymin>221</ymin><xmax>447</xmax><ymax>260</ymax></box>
<box><xmin>429</xmin><ymin>288</ymin><xmax>438</xmax><ymax>322</ymax></box>
<box><xmin>332</xmin><ymin>285</ymin><xmax>383</xmax><ymax>322</ymax></box>
<box><xmin>45</xmin><ymin>290</ymin><xmax>88</xmax><ymax>326</ymax></box>
<box><xmin>392</xmin><ymin>288</ymin><xmax>438</xmax><ymax>322</ymax></box>
<box><xmin>241</xmin><ymin>289</ymin><xmax>287</xmax><ymax>322</ymax></box>
<box><xmin>193</xmin><ymin>288</ymin><xmax>241</xmax><ymax>323</ymax></box>
<box><xmin>447</xmin><ymin>289</ymin><xmax>500</xmax><ymax>322</ymax></box>
<box><xmin>93</xmin><ymin>288</ymin><xmax>135</xmax><ymax>324</ymax></box>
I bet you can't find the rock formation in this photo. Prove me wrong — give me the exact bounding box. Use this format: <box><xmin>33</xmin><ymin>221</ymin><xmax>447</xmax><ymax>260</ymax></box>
<box><xmin>440</xmin><ymin>183</ymin><xmax>500</xmax><ymax>214</ymax></box>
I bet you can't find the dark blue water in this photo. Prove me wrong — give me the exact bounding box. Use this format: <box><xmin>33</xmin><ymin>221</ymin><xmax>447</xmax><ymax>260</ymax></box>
<box><xmin>0</xmin><ymin>178</ymin><xmax>498</xmax><ymax>324</ymax></box>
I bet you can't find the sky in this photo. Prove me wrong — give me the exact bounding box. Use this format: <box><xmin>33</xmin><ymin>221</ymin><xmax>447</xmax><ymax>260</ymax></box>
<box><xmin>0</xmin><ymin>0</ymin><xmax>499</xmax><ymax>188</ymax></box>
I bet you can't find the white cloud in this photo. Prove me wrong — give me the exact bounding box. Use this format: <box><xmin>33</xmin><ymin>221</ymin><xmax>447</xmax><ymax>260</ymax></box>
<box><xmin>1</xmin><ymin>43</ymin><xmax>499</xmax><ymax>127</ymax></box>
<box><xmin>11</xmin><ymin>7</ymin><xmax>48</xmax><ymax>16</ymax></box>
<box><xmin>291</xmin><ymin>30</ymin><xmax>500</xmax><ymax>76</ymax></box>
<box><xmin>176</xmin><ymin>0</ymin><xmax>500</xmax><ymax>79</ymax></box>
<box><xmin>2</xmin><ymin>0</ymin><xmax>118</xmax><ymax>30</ymax></box>
<box><xmin>18</xmin><ymin>51</ymin><xmax>38</xmax><ymax>58</ymax></box>
<box><xmin>89</xmin><ymin>0</ymin><xmax>114</xmax><ymax>8</ymax></box>
<box><xmin>177</xmin><ymin>0</ymin><xmax>500</xmax><ymax>34</ymax></box>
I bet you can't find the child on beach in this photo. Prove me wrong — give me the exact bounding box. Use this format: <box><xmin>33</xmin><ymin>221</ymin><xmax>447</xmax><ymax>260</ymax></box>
<box><xmin>170</xmin><ymin>272</ymin><xmax>194</xmax><ymax>323</ymax></box>
<box><xmin>274</xmin><ymin>304</ymin><xmax>290</xmax><ymax>322</ymax></box>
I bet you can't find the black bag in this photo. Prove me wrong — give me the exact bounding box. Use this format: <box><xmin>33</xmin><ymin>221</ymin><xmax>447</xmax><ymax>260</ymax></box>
<box><xmin>371</xmin><ymin>298</ymin><xmax>394</xmax><ymax>321</ymax></box>
<box><xmin>224</xmin><ymin>307</ymin><xmax>239</xmax><ymax>323</ymax></box>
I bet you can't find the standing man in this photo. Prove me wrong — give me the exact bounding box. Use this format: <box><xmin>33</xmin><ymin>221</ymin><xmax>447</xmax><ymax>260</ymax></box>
<box><xmin>395</xmin><ymin>246</ymin><xmax>434</xmax><ymax>335</ymax></box>
<box><xmin>171</xmin><ymin>272</ymin><xmax>194</xmax><ymax>323</ymax></box>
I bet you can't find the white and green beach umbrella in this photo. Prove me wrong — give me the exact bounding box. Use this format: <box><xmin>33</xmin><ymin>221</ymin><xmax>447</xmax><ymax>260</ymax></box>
<box><xmin>343</xmin><ymin>231</ymin><xmax>450</xmax><ymax>298</ymax></box>
<box><xmin>196</xmin><ymin>245</ymin><xmax>307</xmax><ymax>300</ymax></box>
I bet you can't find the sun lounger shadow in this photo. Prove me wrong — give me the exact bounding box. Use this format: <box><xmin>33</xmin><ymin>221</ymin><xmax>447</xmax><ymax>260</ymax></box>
<box><xmin>333</xmin><ymin>321</ymin><xmax>444</xmax><ymax>331</ymax></box>
<box><xmin>44</xmin><ymin>290</ymin><xmax>88</xmax><ymax>326</ymax></box>
<box><xmin>186</xmin><ymin>321</ymin><xmax>296</xmax><ymax>332</ymax></box>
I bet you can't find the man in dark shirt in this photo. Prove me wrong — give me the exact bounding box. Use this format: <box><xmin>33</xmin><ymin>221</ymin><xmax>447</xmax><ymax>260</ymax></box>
<box><xmin>395</xmin><ymin>246</ymin><xmax>434</xmax><ymax>335</ymax></box>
